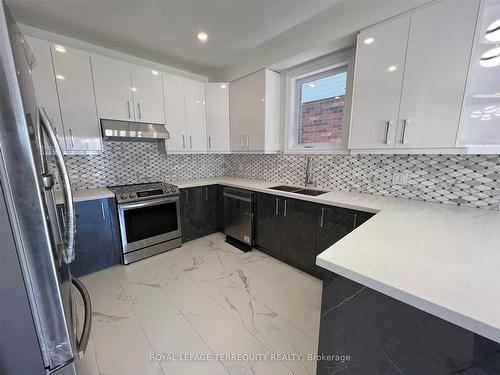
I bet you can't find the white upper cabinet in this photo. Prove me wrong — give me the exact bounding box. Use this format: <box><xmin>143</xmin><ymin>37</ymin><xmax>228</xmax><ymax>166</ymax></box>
<box><xmin>91</xmin><ymin>55</ymin><xmax>135</xmax><ymax>122</ymax></box>
<box><xmin>205</xmin><ymin>83</ymin><xmax>230</xmax><ymax>152</ymax></box>
<box><xmin>184</xmin><ymin>78</ymin><xmax>207</xmax><ymax>152</ymax></box>
<box><xmin>349</xmin><ymin>16</ymin><xmax>410</xmax><ymax>149</ymax></box>
<box><xmin>163</xmin><ymin>73</ymin><xmax>187</xmax><ymax>151</ymax></box>
<box><xmin>26</xmin><ymin>37</ymin><xmax>66</xmax><ymax>149</ymax></box>
<box><xmin>350</xmin><ymin>0</ymin><xmax>480</xmax><ymax>151</ymax></box>
<box><xmin>130</xmin><ymin>65</ymin><xmax>164</xmax><ymax>124</ymax></box>
<box><xmin>230</xmin><ymin>69</ymin><xmax>280</xmax><ymax>152</ymax></box>
<box><xmin>397</xmin><ymin>0</ymin><xmax>479</xmax><ymax>148</ymax></box>
<box><xmin>51</xmin><ymin>45</ymin><xmax>101</xmax><ymax>151</ymax></box>
<box><xmin>163</xmin><ymin>74</ymin><xmax>207</xmax><ymax>153</ymax></box>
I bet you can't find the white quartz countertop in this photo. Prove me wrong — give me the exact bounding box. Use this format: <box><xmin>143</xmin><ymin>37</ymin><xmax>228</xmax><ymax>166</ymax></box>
<box><xmin>54</xmin><ymin>188</ymin><xmax>114</xmax><ymax>204</ymax></box>
<box><xmin>170</xmin><ymin>177</ymin><xmax>500</xmax><ymax>343</ymax></box>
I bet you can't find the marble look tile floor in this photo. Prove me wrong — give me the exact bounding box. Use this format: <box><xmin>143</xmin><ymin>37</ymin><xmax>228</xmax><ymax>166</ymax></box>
<box><xmin>75</xmin><ymin>233</ymin><xmax>322</xmax><ymax>375</ymax></box>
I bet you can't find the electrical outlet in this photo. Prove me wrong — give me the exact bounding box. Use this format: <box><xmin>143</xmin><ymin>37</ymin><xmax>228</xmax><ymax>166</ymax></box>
<box><xmin>392</xmin><ymin>172</ymin><xmax>408</xmax><ymax>185</ymax></box>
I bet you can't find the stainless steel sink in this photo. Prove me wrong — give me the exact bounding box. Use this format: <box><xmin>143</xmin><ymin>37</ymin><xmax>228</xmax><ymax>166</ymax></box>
<box><xmin>293</xmin><ymin>188</ymin><xmax>328</xmax><ymax>196</ymax></box>
<box><xmin>269</xmin><ymin>185</ymin><xmax>328</xmax><ymax>196</ymax></box>
<box><xmin>269</xmin><ymin>185</ymin><xmax>302</xmax><ymax>192</ymax></box>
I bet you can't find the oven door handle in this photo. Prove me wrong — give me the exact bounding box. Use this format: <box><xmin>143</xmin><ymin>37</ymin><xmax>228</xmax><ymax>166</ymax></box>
<box><xmin>118</xmin><ymin>196</ymin><xmax>179</xmax><ymax>210</ymax></box>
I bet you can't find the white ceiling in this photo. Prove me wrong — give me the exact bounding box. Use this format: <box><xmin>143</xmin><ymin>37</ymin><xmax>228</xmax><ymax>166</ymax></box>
<box><xmin>7</xmin><ymin>0</ymin><xmax>338</xmax><ymax>77</ymax></box>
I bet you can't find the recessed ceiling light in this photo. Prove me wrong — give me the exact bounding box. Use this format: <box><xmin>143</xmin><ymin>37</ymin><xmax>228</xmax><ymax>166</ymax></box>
<box><xmin>387</xmin><ymin>65</ymin><xmax>398</xmax><ymax>72</ymax></box>
<box><xmin>485</xmin><ymin>18</ymin><xmax>500</xmax><ymax>42</ymax></box>
<box><xmin>197</xmin><ymin>32</ymin><xmax>208</xmax><ymax>42</ymax></box>
<box><xmin>480</xmin><ymin>47</ymin><xmax>500</xmax><ymax>67</ymax></box>
<box><xmin>480</xmin><ymin>114</ymin><xmax>492</xmax><ymax>120</ymax></box>
<box><xmin>220</xmin><ymin>84</ymin><xmax>227</xmax><ymax>89</ymax></box>
<box><xmin>152</xmin><ymin>70</ymin><xmax>159</xmax><ymax>75</ymax></box>
<box><xmin>54</xmin><ymin>45</ymin><xmax>66</xmax><ymax>53</ymax></box>
<box><xmin>308</xmin><ymin>83</ymin><xmax>315</xmax><ymax>88</ymax></box>
<box><xmin>364</xmin><ymin>37</ymin><xmax>375</xmax><ymax>45</ymax></box>
<box><xmin>130</xmin><ymin>87</ymin><xmax>137</xmax><ymax>92</ymax></box>
<box><xmin>496</xmin><ymin>92</ymin><xmax>500</xmax><ymax>96</ymax></box>
<box><xmin>55</xmin><ymin>74</ymin><xmax>65</xmax><ymax>80</ymax></box>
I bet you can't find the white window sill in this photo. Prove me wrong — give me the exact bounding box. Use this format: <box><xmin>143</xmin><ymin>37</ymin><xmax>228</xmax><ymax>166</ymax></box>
<box><xmin>284</xmin><ymin>148</ymin><xmax>349</xmax><ymax>155</ymax></box>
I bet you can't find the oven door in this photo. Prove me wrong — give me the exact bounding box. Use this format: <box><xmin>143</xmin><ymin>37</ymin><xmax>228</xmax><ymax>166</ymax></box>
<box><xmin>117</xmin><ymin>196</ymin><xmax>181</xmax><ymax>253</ymax></box>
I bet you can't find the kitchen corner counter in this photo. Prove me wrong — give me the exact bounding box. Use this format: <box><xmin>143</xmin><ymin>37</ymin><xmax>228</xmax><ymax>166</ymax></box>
<box><xmin>54</xmin><ymin>188</ymin><xmax>114</xmax><ymax>205</ymax></box>
<box><xmin>170</xmin><ymin>177</ymin><xmax>500</xmax><ymax>344</ymax></box>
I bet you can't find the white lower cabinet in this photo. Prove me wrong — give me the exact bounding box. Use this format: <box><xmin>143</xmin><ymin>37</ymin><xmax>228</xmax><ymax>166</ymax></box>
<box><xmin>163</xmin><ymin>73</ymin><xmax>207</xmax><ymax>152</ymax></box>
<box><xmin>205</xmin><ymin>83</ymin><xmax>230</xmax><ymax>152</ymax></box>
<box><xmin>51</xmin><ymin>45</ymin><xmax>102</xmax><ymax>151</ymax></box>
<box><xmin>26</xmin><ymin>36</ymin><xmax>67</xmax><ymax>149</ymax></box>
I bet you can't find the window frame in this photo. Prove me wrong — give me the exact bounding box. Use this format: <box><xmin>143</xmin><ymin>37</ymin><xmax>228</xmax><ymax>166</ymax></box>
<box><xmin>284</xmin><ymin>49</ymin><xmax>355</xmax><ymax>153</ymax></box>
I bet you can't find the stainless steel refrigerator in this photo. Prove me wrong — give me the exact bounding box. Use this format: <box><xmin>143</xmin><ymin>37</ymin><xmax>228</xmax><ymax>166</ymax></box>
<box><xmin>0</xmin><ymin>1</ymin><xmax>91</xmax><ymax>374</ymax></box>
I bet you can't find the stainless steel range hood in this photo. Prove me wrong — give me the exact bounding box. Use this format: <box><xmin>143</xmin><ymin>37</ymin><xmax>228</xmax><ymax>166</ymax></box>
<box><xmin>100</xmin><ymin>119</ymin><xmax>169</xmax><ymax>142</ymax></box>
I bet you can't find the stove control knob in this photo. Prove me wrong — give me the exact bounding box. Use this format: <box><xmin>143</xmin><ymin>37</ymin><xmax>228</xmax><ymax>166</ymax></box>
<box><xmin>129</xmin><ymin>193</ymin><xmax>135</xmax><ymax>198</ymax></box>
<box><xmin>120</xmin><ymin>194</ymin><xmax>127</xmax><ymax>200</ymax></box>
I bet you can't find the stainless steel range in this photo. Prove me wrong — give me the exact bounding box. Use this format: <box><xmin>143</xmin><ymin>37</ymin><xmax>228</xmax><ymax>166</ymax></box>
<box><xmin>108</xmin><ymin>182</ymin><xmax>182</xmax><ymax>264</ymax></box>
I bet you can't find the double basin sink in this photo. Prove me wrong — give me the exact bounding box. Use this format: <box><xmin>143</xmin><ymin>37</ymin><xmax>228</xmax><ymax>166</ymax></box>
<box><xmin>269</xmin><ymin>185</ymin><xmax>328</xmax><ymax>196</ymax></box>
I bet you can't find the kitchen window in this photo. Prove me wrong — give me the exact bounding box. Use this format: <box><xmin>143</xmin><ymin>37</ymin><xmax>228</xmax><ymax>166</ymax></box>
<box><xmin>284</xmin><ymin>50</ymin><xmax>354</xmax><ymax>152</ymax></box>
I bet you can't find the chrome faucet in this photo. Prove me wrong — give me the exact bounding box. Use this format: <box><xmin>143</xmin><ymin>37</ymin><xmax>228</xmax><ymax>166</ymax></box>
<box><xmin>305</xmin><ymin>156</ymin><xmax>316</xmax><ymax>187</ymax></box>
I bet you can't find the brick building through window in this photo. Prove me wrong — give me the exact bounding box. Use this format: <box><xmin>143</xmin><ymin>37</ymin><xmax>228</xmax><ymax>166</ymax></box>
<box><xmin>298</xmin><ymin>71</ymin><xmax>347</xmax><ymax>145</ymax></box>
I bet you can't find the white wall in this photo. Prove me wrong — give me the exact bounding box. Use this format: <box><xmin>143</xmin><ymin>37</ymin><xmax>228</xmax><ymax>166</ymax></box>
<box><xmin>211</xmin><ymin>0</ymin><xmax>434</xmax><ymax>81</ymax></box>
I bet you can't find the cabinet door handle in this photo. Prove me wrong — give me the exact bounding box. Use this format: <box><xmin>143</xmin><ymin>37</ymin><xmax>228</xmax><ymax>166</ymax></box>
<box><xmin>240</xmin><ymin>135</ymin><xmax>244</xmax><ymax>148</ymax></box>
<box><xmin>208</xmin><ymin>136</ymin><xmax>212</xmax><ymax>150</ymax></box>
<box><xmin>101</xmin><ymin>202</ymin><xmax>106</xmax><ymax>221</ymax></box>
<box><xmin>246</xmin><ymin>135</ymin><xmax>250</xmax><ymax>149</ymax></box>
<box><xmin>185</xmin><ymin>190</ymin><xmax>189</xmax><ymax>204</ymax></box>
<box><xmin>275</xmin><ymin>198</ymin><xmax>279</xmax><ymax>215</ymax></box>
<box><xmin>353</xmin><ymin>213</ymin><xmax>357</xmax><ymax>229</ymax></box>
<box><xmin>283</xmin><ymin>199</ymin><xmax>287</xmax><ymax>217</ymax></box>
<box><xmin>320</xmin><ymin>207</ymin><xmax>324</xmax><ymax>228</ymax></box>
<box><xmin>205</xmin><ymin>187</ymin><xmax>208</xmax><ymax>200</ymax></box>
<box><xmin>384</xmin><ymin>121</ymin><xmax>392</xmax><ymax>145</ymax></box>
<box><xmin>137</xmin><ymin>102</ymin><xmax>142</xmax><ymax>119</ymax></box>
<box><xmin>401</xmin><ymin>119</ymin><xmax>409</xmax><ymax>144</ymax></box>
<box><xmin>69</xmin><ymin>128</ymin><xmax>75</xmax><ymax>148</ymax></box>
<box><xmin>127</xmin><ymin>101</ymin><xmax>131</xmax><ymax>118</ymax></box>
<box><xmin>189</xmin><ymin>135</ymin><xmax>192</xmax><ymax>149</ymax></box>
<box><xmin>182</xmin><ymin>135</ymin><xmax>185</xmax><ymax>149</ymax></box>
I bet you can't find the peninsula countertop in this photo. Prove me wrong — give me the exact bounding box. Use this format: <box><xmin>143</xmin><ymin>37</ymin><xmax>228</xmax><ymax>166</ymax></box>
<box><xmin>171</xmin><ymin>177</ymin><xmax>500</xmax><ymax>344</ymax></box>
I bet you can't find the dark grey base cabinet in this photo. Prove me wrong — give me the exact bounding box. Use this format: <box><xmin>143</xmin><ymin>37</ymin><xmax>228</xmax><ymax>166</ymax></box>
<box><xmin>317</xmin><ymin>270</ymin><xmax>500</xmax><ymax>374</ymax></box>
<box><xmin>58</xmin><ymin>198</ymin><xmax>121</xmax><ymax>277</ymax></box>
<box><xmin>255</xmin><ymin>192</ymin><xmax>374</xmax><ymax>278</ymax></box>
<box><xmin>255</xmin><ymin>193</ymin><xmax>320</xmax><ymax>276</ymax></box>
<box><xmin>180</xmin><ymin>185</ymin><xmax>218</xmax><ymax>242</ymax></box>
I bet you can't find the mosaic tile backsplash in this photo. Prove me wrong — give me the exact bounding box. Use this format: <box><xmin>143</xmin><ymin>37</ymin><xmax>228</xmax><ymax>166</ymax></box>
<box><xmin>57</xmin><ymin>141</ymin><xmax>500</xmax><ymax>210</ymax></box>
<box><xmin>56</xmin><ymin>141</ymin><xmax>226</xmax><ymax>188</ymax></box>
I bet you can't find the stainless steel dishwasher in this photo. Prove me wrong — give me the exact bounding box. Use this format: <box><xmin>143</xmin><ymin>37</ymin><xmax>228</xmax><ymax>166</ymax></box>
<box><xmin>223</xmin><ymin>187</ymin><xmax>254</xmax><ymax>251</ymax></box>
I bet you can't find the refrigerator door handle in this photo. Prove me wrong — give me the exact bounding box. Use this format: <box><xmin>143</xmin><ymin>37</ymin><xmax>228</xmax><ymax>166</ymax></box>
<box><xmin>71</xmin><ymin>276</ymin><xmax>92</xmax><ymax>356</ymax></box>
<box><xmin>39</xmin><ymin>106</ymin><xmax>76</xmax><ymax>263</ymax></box>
